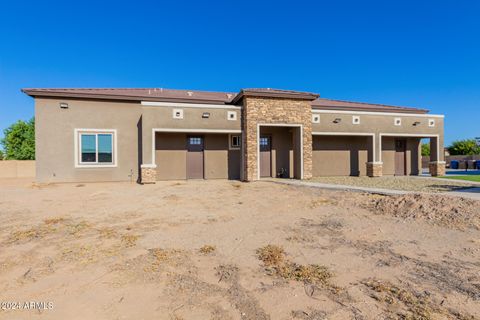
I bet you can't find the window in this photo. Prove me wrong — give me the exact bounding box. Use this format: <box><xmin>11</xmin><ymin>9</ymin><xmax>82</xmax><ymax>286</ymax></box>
<box><xmin>189</xmin><ymin>137</ymin><xmax>202</xmax><ymax>145</ymax></box>
<box><xmin>428</xmin><ymin>119</ymin><xmax>435</xmax><ymax>127</ymax></box>
<box><xmin>173</xmin><ymin>109</ymin><xmax>184</xmax><ymax>119</ymax></box>
<box><xmin>76</xmin><ymin>130</ymin><xmax>116</xmax><ymax>167</ymax></box>
<box><xmin>394</xmin><ymin>118</ymin><xmax>402</xmax><ymax>126</ymax></box>
<box><xmin>312</xmin><ymin>114</ymin><xmax>320</xmax><ymax>123</ymax></box>
<box><xmin>260</xmin><ymin>137</ymin><xmax>269</xmax><ymax>146</ymax></box>
<box><xmin>230</xmin><ymin>134</ymin><xmax>241</xmax><ymax>149</ymax></box>
<box><xmin>227</xmin><ymin>111</ymin><xmax>237</xmax><ymax>121</ymax></box>
<box><xmin>352</xmin><ymin>116</ymin><xmax>360</xmax><ymax>125</ymax></box>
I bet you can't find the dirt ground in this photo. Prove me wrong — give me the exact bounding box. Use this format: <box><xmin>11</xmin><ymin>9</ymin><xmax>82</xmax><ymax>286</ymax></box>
<box><xmin>0</xmin><ymin>178</ymin><xmax>479</xmax><ymax>320</ymax></box>
<box><xmin>311</xmin><ymin>176</ymin><xmax>477</xmax><ymax>192</ymax></box>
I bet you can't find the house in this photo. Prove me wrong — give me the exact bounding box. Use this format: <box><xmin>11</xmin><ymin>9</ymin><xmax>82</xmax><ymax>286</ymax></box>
<box><xmin>22</xmin><ymin>88</ymin><xmax>445</xmax><ymax>183</ymax></box>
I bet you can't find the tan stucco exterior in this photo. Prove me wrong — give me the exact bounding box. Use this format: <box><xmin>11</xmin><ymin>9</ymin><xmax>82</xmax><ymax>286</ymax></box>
<box><xmin>30</xmin><ymin>90</ymin><xmax>444</xmax><ymax>183</ymax></box>
<box><xmin>35</xmin><ymin>98</ymin><xmax>141</xmax><ymax>183</ymax></box>
<box><xmin>312</xmin><ymin>136</ymin><xmax>369</xmax><ymax>176</ymax></box>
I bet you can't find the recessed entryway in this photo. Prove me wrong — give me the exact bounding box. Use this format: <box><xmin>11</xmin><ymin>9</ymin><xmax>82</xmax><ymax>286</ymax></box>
<box><xmin>258</xmin><ymin>125</ymin><xmax>303</xmax><ymax>179</ymax></box>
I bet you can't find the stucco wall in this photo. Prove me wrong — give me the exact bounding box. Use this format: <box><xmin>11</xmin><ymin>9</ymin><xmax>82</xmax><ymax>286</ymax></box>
<box><xmin>141</xmin><ymin>106</ymin><xmax>241</xmax><ymax>166</ymax></box>
<box><xmin>35</xmin><ymin>98</ymin><xmax>142</xmax><ymax>183</ymax></box>
<box><xmin>312</xmin><ymin>112</ymin><xmax>444</xmax><ymax>162</ymax></box>
<box><xmin>0</xmin><ymin>161</ymin><xmax>36</xmax><ymax>178</ymax></box>
<box><xmin>155</xmin><ymin>133</ymin><xmax>238</xmax><ymax>180</ymax></box>
<box><xmin>312</xmin><ymin>136</ymin><xmax>369</xmax><ymax>176</ymax></box>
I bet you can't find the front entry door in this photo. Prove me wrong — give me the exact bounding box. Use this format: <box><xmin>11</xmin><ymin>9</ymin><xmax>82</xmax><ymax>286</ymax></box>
<box><xmin>260</xmin><ymin>136</ymin><xmax>272</xmax><ymax>177</ymax></box>
<box><xmin>186</xmin><ymin>136</ymin><xmax>204</xmax><ymax>179</ymax></box>
<box><xmin>395</xmin><ymin>139</ymin><xmax>407</xmax><ymax>176</ymax></box>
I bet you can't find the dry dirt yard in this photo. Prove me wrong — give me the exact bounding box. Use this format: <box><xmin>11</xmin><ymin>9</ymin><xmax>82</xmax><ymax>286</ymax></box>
<box><xmin>311</xmin><ymin>176</ymin><xmax>478</xmax><ymax>193</ymax></box>
<box><xmin>0</xmin><ymin>178</ymin><xmax>479</xmax><ymax>320</ymax></box>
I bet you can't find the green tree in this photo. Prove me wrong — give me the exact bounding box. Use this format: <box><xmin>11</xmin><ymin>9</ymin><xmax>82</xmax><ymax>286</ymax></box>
<box><xmin>448</xmin><ymin>139</ymin><xmax>480</xmax><ymax>155</ymax></box>
<box><xmin>421</xmin><ymin>143</ymin><xmax>430</xmax><ymax>156</ymax></box>
<box><xmin>0</xmin><ymin>149</ymin><xmax>3</xmax><ymax>160</ymax></box>
<box><xmin>1</xmin><ymin>118</ymin><xmax>35</xmax><ymax>160</ymax></box>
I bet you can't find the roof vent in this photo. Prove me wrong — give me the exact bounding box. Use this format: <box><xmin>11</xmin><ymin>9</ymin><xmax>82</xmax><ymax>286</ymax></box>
<box><xmin>226</xmin><ymin>94</ymin><xmax>233</xmax><ymax>99</ymax></box>
<box><xmin>187</xmin><ymin>91</ymin><xmax>193</xmax><ymax>96</ymax></box>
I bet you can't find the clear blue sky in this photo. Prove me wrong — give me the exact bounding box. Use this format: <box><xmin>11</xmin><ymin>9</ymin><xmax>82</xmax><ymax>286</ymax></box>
<box><xmin>1</xmin><ymin>0</ymin><xmax>479</xmax><ymax>146</ymax></box>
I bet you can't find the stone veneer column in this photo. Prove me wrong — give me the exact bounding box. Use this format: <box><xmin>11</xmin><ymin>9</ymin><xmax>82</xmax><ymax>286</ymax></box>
<box><xmin>242</xmin><ymin>97</ymin><xmax>313</xmax><ymax>181</ymax></box>
<box><xmin>140</xmin><ymin>164</ymin><xmax>157</xmax><ymax>184</ymax></box>
<box><xmin>366</xmin><ymin>162</ymin><xmax>383</xmax><ymax>177</ymax></box>
<box><xmin>429</xmin><ymin>161</ymin><xmax>446</xmax><ymax>177</ymax></box>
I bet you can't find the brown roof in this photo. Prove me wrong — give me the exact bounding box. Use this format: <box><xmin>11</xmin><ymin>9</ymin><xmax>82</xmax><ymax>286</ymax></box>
<box><xmin>312</xmin><ymin>97</ymin><xmax>429</xmax><ymax>114</ymax></box>
<box><xmin>22</xmin><ymin>88</ymin><xmax>236</xmax><ymax>104</ymax></box>
<box><xmin>22</xmin><ymin>87</ymin><xmax>429</xmax><ymax>114</ymax></box>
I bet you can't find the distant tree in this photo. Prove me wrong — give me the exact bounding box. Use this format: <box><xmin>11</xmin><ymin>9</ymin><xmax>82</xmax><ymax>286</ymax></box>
<box><xmin>0</xmin><ymin>149</ymin><xmax>3</xmax><ymax>160</ymax></box>
<box><xmin>421</xmin><ymin>143</ymin><xmax>430</xmax><ymax>156</ymax></box>
<box><xmin>448</xmin><ymin>139</ymin><xmax>480</xmax><ymax>155</ymax></box>
<box><xmin>1</xmin><ymin>118</ymin><xmax>35</xmax><ymax>160</ymax></box>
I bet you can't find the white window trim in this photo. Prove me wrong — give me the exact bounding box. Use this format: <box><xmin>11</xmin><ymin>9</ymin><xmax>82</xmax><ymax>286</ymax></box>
<box><xmin>141</xmin><ymin>101</ymin><xmax>241</xmax><ymax>110</ymax></box>
<box><xmin>74</xmin><ymin>129</ymin><xmax>117</xmax><ymax>168</ymax></box>
<box><xmin>227</xmin><ymin>110</ymin><xmax>238</xmax><ymax>121</ymax></box>
<box><xmin>312</xmin><ymin>114</ymin><xmax>320</xmax><ymax>123</ymax></box>
<box><xmin>229</xmin><ymin>134</ymin><xmax>241</xmax><ymax>150</ymax></box>
<box><xmin>352</xmin><ymin>116</ymin><xmax>360</xmax><ymax>125</ymax></box>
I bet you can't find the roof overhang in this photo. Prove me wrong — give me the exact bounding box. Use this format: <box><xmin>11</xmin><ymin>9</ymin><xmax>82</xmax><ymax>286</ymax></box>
<box><xmin>231</xmin><ymin>89</ymin><xmax>319</xmax><ymax>104</ymax></box>
<box><xmin>21</xmin><ymin>89</ymin><xmax>230</xmax><ymax>105</ymax></box>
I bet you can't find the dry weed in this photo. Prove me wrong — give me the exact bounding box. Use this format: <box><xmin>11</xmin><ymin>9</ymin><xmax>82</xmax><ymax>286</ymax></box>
<box><xmin>98</xmin><ymin>227</ymin><xmax>118</xmax><ymax>238</ymax></box>
<box><xmin>362</xmin><ymin>279</ymin><xmax>475</xmax><ymax>320</ymax></box>
<box><xmin>309</xmin><ymin>198</ymin><xmax>333</xmax><ymax>209</ymax></box>
<box><xmin>256</xmin><ymin>245</ymin><xmax>286</xmax><ymax>267</ymax></box>
<box><xmin>43</xmin><ymin>217</ymin><xmax>66</xmax><ymax>225</ymax></box>
<box><xmin>256</xmin><ymin>245</ymin><xmax>333</xmax><ymax>287</ymax></box>
<box><xmin>199</xmin><ymin>245</ymin><xmax>216</xmax><ymax>255</ymax></box>
<box><xmin>8</xmin><ymin>225</ymin><xmax>55</xmax><ymax>243</ymax></box>
<box><xmin>121</xmin><ymin>234</ymin><xmax>139</xmax><ymax>247</ymax></box>
<box><xmin>66</xmin><ymin>221</ymin><xmax>91</xmax><ymax>236</ymax></box>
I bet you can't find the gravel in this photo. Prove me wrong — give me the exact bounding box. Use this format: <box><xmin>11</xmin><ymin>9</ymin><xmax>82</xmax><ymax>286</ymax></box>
<box><xmin>310</xmin><ymin>176</ymin><xmax>476</xmax><ymax>193</ymax></box>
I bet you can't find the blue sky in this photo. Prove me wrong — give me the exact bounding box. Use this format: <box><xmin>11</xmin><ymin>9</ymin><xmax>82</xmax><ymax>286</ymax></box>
<box><xmin>0</xmin><ymin>0</ymin><xmax>479</xmax><ymax>146</ymax></box>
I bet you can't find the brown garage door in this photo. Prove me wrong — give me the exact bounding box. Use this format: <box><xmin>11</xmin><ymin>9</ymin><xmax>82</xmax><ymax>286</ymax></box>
<box><xmin>187</xmin><ymin>136</ymin><xmax>204</xmax><ymax>179</ymax></box>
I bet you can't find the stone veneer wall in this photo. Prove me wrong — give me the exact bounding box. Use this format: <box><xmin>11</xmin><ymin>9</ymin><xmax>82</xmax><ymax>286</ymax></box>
<box><xmin>429</xmin><ymin>161</ymin><xmax>446</xmax><ymax>177</ymax></box>
<box><xmin>140</xmin><ymin>165</ymin><xmax>157</xmax><ymax>184</ymax></box>
<box><xmin>242</xmin><ymin>97</ymin><xmax>313</xmax><ymax>181</ymax></box>
<box><xmin>366</xmin><ymin>162</ymin><xmax>383</xmax><ymax>177</ymax></box>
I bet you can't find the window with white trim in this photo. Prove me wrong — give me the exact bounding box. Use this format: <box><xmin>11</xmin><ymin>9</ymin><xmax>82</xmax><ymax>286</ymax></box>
<box><xmin>77</xmin><ymin>130</ymin><xmax>115</xmax><ymax>166</ymax></box>
<box><xmin>428</xmin><ymin>119</ymin><xmax>435</xmax><ymax>127</ymax></box>
<box><xmin>352</xmin><ymin>116</ymin><xmax>360</xmax><ymax>125</ymax></box>
<box><xmin>230</xmin><ymin>134</ymin><xmax>241</xmax><ymax>149</ymax></box>
<box><xmin>394</xmin><ymin>118</ymin><xmax>402</xmax><ymax>126</ymax></box>
<box><xmin>312</xmin><ymin>114</ymin><xmax>320</xmax><ymax>123</ymax></box>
